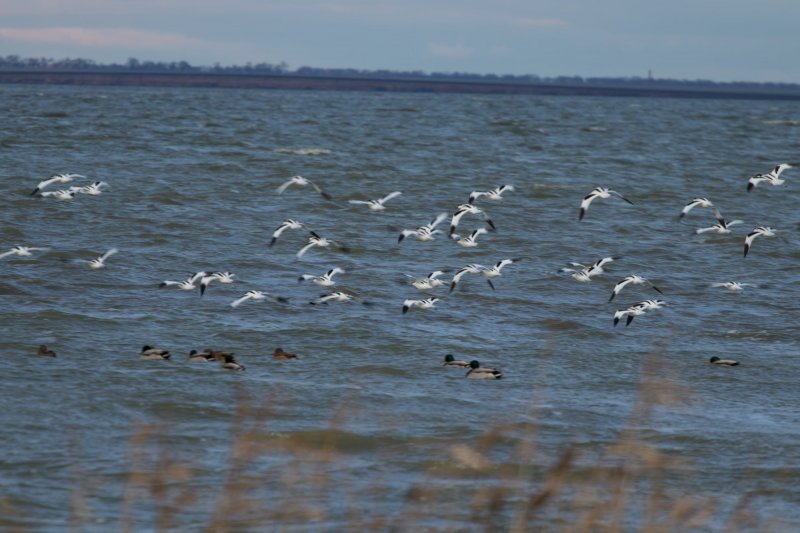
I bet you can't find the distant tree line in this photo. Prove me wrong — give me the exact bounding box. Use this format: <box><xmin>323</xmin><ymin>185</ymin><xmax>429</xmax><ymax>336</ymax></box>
<box><xmin>1</xmin><ymin>54</ymin><xmax>798</xmax><ymax>91</ymax></box>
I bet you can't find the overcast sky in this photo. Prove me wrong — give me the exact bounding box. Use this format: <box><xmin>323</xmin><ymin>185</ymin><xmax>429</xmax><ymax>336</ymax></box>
<box><xmin>1</xmin><ymin>1</ymin><xmax>798</xmax><ymax>83</ymax></box>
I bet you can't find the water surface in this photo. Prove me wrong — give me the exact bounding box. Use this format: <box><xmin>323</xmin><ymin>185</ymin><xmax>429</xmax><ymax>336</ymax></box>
<box><xmin>1</xmin><ymin>85</ymin><xmax>799</xmax><ymax>530</ymax></box>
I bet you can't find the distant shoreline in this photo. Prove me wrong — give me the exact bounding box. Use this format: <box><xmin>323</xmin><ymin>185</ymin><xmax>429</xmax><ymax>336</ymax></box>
<box><xmin>3</xmin><ymin>70</ymin><xmax>800</xmax><ymax>101</ymax></box>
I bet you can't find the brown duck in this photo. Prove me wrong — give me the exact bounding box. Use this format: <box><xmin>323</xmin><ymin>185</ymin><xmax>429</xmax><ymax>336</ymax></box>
<box><xmin>37</xmin><ymin>344</ymin><xmax>56</xmax><ymax>357</ymax></box>
<box><xmin>272</xmin><ymin>347</ymin><xmax>298</xmax><ymax>360</ymax></box>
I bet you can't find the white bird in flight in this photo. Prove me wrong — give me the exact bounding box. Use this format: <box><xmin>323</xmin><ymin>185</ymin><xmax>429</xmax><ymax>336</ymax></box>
<box><xmin>449</xmin><ymin>203</ymin><xmax>495</xmax><ymax>236</ymax></box>
<box><xmin>0</xmin><ymin>246</ymin><xmax>49</xmax><ymax>259</ymax></box>
<box><xmin>695</xmin><ymin>208</ymin><xmax>742</xmax><ymax>235</ymax></box>
<box><xmin>711</xmin><ymin>282</ymin><xmax>750</xmax><ymax>291</ymax></box>
<box><xmin>405</xmin><ymin>270</ymin><xmax>449</xmax><ymax>290</ymax></box>
<box><xmin>30</xmin><ymin>173</ymin><xmax>84</xmax><ymax>196</ymax></box>
<box><xmin>468</xmin><ymin>184</ymin><xmax>515</xmax><ymax>204</ymax></box>
<box><xmin>449</xmin><ymin>263</ymin><xmax>486</xmax><ymax>292</ymax></box>
<box><xmin>230</xmin><ymin>291</ymin><xmax>264</xmax><ymax>308</ymax></box>
<box><xmin>743</xmin><ymin>226</ymin><xmax>776</xmax><ymax>257</ymax></box>
<box><xmin>296</xmin><ymin>231</ymin><xmax>348</xmax><ymax>258</ymax></box>
<box><xmin>451</xmin><ymin>227</ymin><xmax>489</xmax><ymax>247</ymax></box>
<box><xmin>299</xmin><ymin>267</ymin><xmax>346</xmax><ymax>287</ymax></box>
<box><xmin>276</xmin><ymin>175</ymin><xmax>332</xmax><ymax>200</ymax></box>
<box><xmin>579</xmin><ymin>187</ymin><xmax>633</xmax><ymax>221</ymax></box>
<box><xmin>613</xmin><ymin>299</ymin><xmax>665</xmax><ymax>327</ymax></box>
<box><xmin>269</xmin><ymin>219</ymin><xmax>307</xmax><ymax>247</ymax></box>
<box><xmin>747</xmin><ymin>163</ymin><xmax>794</xmax><ymax>192</ymax></box>
<box><xmin>613</xmin><ymin>305</ymin><xmax>646</xmax><ymax>327</ymax></box>
<box><xmin>398</xmin><ymin>213</ymin><xmax>448</xmax><ymax>242</ymax></box>
<box><xmin>679</xmin><ymin>197</ymin><xmax>714</xmax><ymax>220</ymax></box>
<box><xmin>198</xmin><ymin>271</ymin><xmax>236</xmax><ymax>296</ymax></box>
<box><xmin>561</xmin><ymin>256</ymin><xmax>619</xmax><ymax>282</ymax></box>
<box><xmin>608</xmin><ymin>274</ymin><xmax>662</xmax><ymax>302</ymax></box>
<box><xmin>212</xmin><ymin>271</ymin><xmax>236</xmax><ymax>284</ymax></box>
<box><xmin>160</xmin><ymin>270</ymin><xmax>212</xmax><ymax>292</ymax></box>
<box><xmin>402</xmin><ymin>297</ymin><xmax>440</xmax><ymax>314</ymax></box>
<box><xmin>230</xmin><ymin>290</ymin><xmax>287</xmax><ymax>308</ymax></box>
<box><xmin>310</xmin><ymin>290</ymin><xmax>369</xmax><ymax>306</ymax></box>
<box><xmin>348</xmin><ymin>191</ymin><xmax>402</xmax><ymax>211</ymax></box>
<box><xmin>480</xmin><ymin>258</ymin><xmax>519</xmax><ymax>290</ymax></box>
<box><xmin>40</xmin><ymin>189</ymin><xmax>76</xmax><ymax>201</ymax></box>
<box><xmin>638</xmin><ymin>299</ymin><xmax>666</xmax><ymax>311</ymax></box>
<box><xmin>159</xmin><ymin>277</ymin><xmax>198</xmax><ymax>291</ymax></box>
<box><xmin>70</xmin><ymin>181</ymin><xmax>109</xmax><ymax>195</ymax></box>
<box><xmin>82</xmin><ymin>248</ymin><xmax>118</xmax><ymax>269</ymax></box>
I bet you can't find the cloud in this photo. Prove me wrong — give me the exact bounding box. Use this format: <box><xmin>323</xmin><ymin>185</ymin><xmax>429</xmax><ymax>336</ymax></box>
<box><xmin>0</xmin><ymin>1</ymin><xmax>405</xmax><ymax>18</ymax></box>
<box><xmin>512</xmin><ymin>17</ymin><xmax>567</xmax><ymax>29</ymax></box>
<box><xmin>428</xmin><ymin>43</ymin><xmax>473</xmax><ymax>59</ymax></box>
<box><xmin>0</xmin><ymin>26</ymin><xmax>206</xmax><ymax>50</ymax></box>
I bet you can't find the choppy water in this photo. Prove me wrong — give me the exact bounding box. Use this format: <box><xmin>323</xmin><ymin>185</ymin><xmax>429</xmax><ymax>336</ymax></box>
<box><xmin>1</xmin><ymin>84</ymin><xmax>799</xmax><ymax>530</ymax></box>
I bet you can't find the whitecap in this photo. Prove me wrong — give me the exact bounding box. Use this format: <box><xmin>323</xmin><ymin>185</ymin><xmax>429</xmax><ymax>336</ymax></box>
<box><xmin>762</xmin><ymin>119</ymin><xmax>800</xmax><ymax>126</ymax></box>
<box><xmin>273</xmin><ymin>147</ymin><xmax>332</xmax><ymax>155</ymax></box>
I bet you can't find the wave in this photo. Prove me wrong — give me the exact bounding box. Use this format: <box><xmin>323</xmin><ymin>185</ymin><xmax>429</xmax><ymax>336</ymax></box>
<box><xmin>273</xmin><ymin>147</ymin><xmax>332</xmax><ymax>155</ymax></box>
<box><xmin>762</xmin><ymin>119</ymin><xmax>800</xmax><ymax>125</ymax></box>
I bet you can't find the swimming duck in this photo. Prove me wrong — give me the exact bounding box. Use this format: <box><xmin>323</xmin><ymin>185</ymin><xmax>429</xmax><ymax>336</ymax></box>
<box><xmin>205</xmin><ymin>349</ymin><xmax>235</xmax><ymax>362</ymax></box>
<box><xmin>273</xmin><ymin>348</ymin><xmax>298</xmax><ymax>360</ymax></box>
<box><xmin>709</xmin><ymin>356</ymin><xmax>739</xmax><ymax>366</ymax></box>
<box><xmin>140</xmin><ymin>345</ymin><xmax>170</xmax><ymax>360</ymax></box>
<box><xmin>187</xmin><ymin>349</ymin><xmax>214</xmax><ymax>362</ymax></box>
<box><xmin>442</xmin><ymin>354</ymin><xmax>469</xmax><ymax>367</ymax></box>
<box><xmin>220</xmin><ymin>353</ymin><xmax>246</xmax><ymax>371</ymax></box>
<box><xmin>465</xmin><ymin>360</ymin><xmax>503</xmax><ymax>379</ymax></box>
<box><xmin>37</xmin><ymin>344</ymin><xmax>56</xmax><ymax>357</ymax></box>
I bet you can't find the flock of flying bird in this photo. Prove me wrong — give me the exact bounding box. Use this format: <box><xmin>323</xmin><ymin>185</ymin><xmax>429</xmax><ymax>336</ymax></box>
<box><xmin>265</xmin><ymin>175</ymin><xmax>518</xmax><ymax>378</ymax></box>
<box><xmin>15</xmin><ymin>162</ymin><xmax>795</xmax><ymax>374</ymax></box>
<box><xmin>18</xmin><ymin>172</ymin><xmax>520</xmax><ymax>376</ymax></box>
<box><xmin>566</xmin><ymin>162</ymin><xmax>795</xmax><ymax>367</ymax></box>
<box><xmin>261</xmin><ymin>176</ymin><xmax>522</xmax><ymax>321</ymax></box>
<box><xmin>29</xmin><ymin>172</ymin><xmax>110</xmax><ymax>198</ymax></box>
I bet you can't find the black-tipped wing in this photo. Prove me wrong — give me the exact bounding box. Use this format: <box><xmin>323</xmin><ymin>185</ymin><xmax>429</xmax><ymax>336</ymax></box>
<box><xmin>612</xmin><ymin>191</ymin><xmax>634</xmax><ymax>204</ymax></box>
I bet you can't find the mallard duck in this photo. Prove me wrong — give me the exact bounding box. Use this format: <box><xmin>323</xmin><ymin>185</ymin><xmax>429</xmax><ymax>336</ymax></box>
<box><xmin>465</xmin><ymin>360</ymin><xmax>503</xmax><ymax>379</ymax></box>
<box><xmin>205</xmin><ymin>349</ymin><xmax>235</xmax><ymax>362</ymax></box>
<box><xmin>272</xmin><ymin>348</ymin><xmax>298</xmax><ymax>360</ymax></box>
<box><xmin>709</xmin><ymin>356</ymin><xmax>739</xmax><ymax>366</ymax></box>
<box><xmin>37</xmin><ymin>344</ymin><xmax>56</xmax><ymax>357</ymax></box>
<box><xmin>140</xmin><ymin>345</ymin><xmax>170</xmax><ymax>360</ymax></box>
<box><xmin>220</xmin><ymin>353</ymin><xmax>245</xmax><ymax>371</ymax></box>
<box><xmin>442</xmin><ymin>354</ymin><xmax>469</xmax><ymax>367</ymax></box>
<box><xmin>187</xmin><ymin>349</ymin><xmax>213</xmax><ymax>362</ymax></box>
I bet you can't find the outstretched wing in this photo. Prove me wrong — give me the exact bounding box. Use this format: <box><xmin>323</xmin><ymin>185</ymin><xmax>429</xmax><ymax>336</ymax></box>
<box><xmin>276</xmin><ymin>179</ymin><xmax>294</xmax><ymax>194</ymax></box>
<box><xmin>379</xmin><ymin>191</ymin><xmax>402</xmax><ymax>204</ymax></box>
<box><xmin>100</xmin><ymin>248</ymin><xmax>119</xmax><ymax>262</ymax></box>
<box><xmin>610</xmin><ymin>190</ymin><xmax>634</xmax><ymax>204</ymax></box>
<box><xmin>579</xmin><ymin>192</ymin><xmax>597</xmax><ymax>220</ymax></box>
<box><xmin>308</xmin><ymin>179</ymin><xmax>332</xmax><ymax>200</ymax></box>
<box><xmin>296</xmin><ymin>242</ymin><xmax>316</xmax><ymax>258</ymax></box>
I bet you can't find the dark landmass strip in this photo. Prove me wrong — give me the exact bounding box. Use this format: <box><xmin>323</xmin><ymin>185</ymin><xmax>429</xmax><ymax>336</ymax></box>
<box><xmin>3</xmin><ymin>70</ymin><xmax>800</xmax><ymax>101</ymax></box>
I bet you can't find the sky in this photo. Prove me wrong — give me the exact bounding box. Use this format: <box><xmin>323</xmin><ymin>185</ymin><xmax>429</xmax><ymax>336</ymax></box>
<box><xmin>1</xmin><ymin>1</ymin><xmax>799</xmax><ymax>83</ymax></box>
